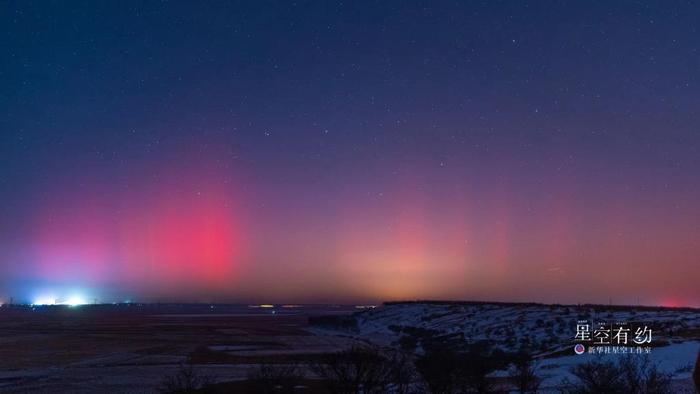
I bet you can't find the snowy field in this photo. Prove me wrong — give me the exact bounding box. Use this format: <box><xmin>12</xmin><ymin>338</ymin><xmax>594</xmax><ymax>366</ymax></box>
<box><xmin>315</xmin><ymin>301</ymin><xmax>700</xmax><ymax>391</ymax></box>
<box><xmin>341</xmin><ymin>302</ymin><xmax>700</xmax><ymax>351</ymax></box>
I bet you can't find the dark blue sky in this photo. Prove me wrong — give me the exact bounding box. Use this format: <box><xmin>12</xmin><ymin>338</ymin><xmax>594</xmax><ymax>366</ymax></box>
<box><xmin>2</xmin><ymin>1</ymin><xmax>699</xmax><ymax>305</ymax></box>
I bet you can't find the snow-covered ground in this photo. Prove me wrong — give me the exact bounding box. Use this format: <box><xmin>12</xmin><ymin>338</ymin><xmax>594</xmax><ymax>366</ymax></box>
<box><xmin>533</xmin><ymin>340</ymin><xmax>699</xmax><ymax>383</ymax></box>
<box><xmin>315</xmin><ymin>302</ymin><xmax>700</xmax><ymax>390</ymax></box>
<box><xmin>339</xmin><ymin>302</ymin><xmax>700</xmax><ymax>353</ymax></box>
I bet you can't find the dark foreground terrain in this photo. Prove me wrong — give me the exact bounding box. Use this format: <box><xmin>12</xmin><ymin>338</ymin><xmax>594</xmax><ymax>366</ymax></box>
<box><xmin>0</xmin><ymin>304</ymin><xmax>361</xmax><ymax>393</ymax></box>
<box><xmin>1</xmin><ymin>302</ymin><xmax>699</xmax><ymax>393</ymax></box>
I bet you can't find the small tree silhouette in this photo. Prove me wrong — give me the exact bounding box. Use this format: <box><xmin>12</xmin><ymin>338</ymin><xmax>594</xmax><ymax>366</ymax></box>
<box><xmin>509</xmin><ymin>353</ymin><xmax>541</xmax><ymax>393</ymax></box>
<box><xmin>561</xmin><ymin>356</ymin><xmax>671</xmax><ymax>394</ymax></box>
<box><xmin>387</xmin><ymin>350</ymin><xmax>419</xmax><ymax>394</ymax></box>
<box><xmin>158</xmin><ymin>363</ymin><xmax>211</xmax><ymax>394</ymax></box>
<box><xmin>416</xmin><ymin>342</ymin><xmax>508</xmax><ymax>394</ymax></box>
<box><xmin>311</xmin><ymin>345</ymin><xmax>395</xmax><ymax>394</ymax></box>
<box><xmin>415</xmin><ymin>349</ymin><xmax>462</xmax><ymax>394</ymax></box>
<box><xmin>248</xmin><ymin>361</ymin><xmax>305</xmax><ymax>394</ymax></box>
<box><xmin>693</xmin><ymin>349</ymin><xmax>700</xmax><ymax>393</ymax></box>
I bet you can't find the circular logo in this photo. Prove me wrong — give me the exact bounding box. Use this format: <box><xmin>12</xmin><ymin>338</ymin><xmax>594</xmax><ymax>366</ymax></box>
<box><xmin>574</xmin><ymin>344</ymin><xmax>585</xmax><ymax>355</ymax></box>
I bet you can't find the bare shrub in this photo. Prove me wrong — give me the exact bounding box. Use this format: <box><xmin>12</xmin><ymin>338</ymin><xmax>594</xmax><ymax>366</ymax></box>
<box><xmin>694</xmin><ymin>349</ymin><xmax>700</xmax><ymax>393</ymax></box>
<box><xmin>416</xmin><ymin>342</ymin><xmax>509</xmax><ymax>393</ymax></box>
<box><xmin>247</xmin><ymin>362</ymin><xmax>306</xmax><ymax>393</ymax></box>
<box><xmin>158</xmin><ymin>363</ymin><xmax>211</xmax><ymax>394</ymax></box>
<box><xmin>311</xmin><ymin>345</ymin><xmax>414</xmax><ymax>394</ymax></box>
<box><xmin>509</xmin><ymin>353</ymin><xmax>541</xmax><ymax>393</ymax></box>
<box><xmin>561</xmin><ymin>359</ymin><xmax>623</xmax><ymax>394</ymax></box>
<box><xmin>561</xmin><ymin>355</ymin><xmax>671</xmax><ymax>394</ymax></box>
<box><xmin>415</xmin><ymin>349</ymin><xmax>462</xmax><ymax>394</ymax></box>
<box><xmin>618</xmin><ymin>355</ymin><xmax>672</xmax><ymax>394</ymax></box>
<box><xmin>387</xmin><ymin>350</ymin><xmax>419</xmax><ymax>394</ymax></box>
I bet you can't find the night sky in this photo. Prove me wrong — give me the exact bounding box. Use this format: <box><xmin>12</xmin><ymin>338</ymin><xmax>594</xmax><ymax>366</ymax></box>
<box><xmin>2</xmin><ymin>1</ymin><xmax>699</xmax><ymax>306</ymax></box>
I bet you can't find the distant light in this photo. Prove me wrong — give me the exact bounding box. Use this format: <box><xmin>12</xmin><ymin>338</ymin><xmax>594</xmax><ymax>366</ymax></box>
<box><xmin>33</xmin><ymin>297</ymin><xmax>57</xmax><ymax>306</ymax></box>
<box><xmin>65</xmin><ymin>296</ymin><xmax>87</xmax><ymax>307</ymax></box>
<box><xmin>259</xmin><ymin>304</ymin><xmax>275</xmax><ymax>308</ymax></box>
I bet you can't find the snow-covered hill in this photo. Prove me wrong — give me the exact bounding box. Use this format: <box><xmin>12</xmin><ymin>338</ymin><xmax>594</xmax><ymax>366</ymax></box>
<box><xmin>313</xmin><ymin>302</ymin><xmax>700</xmax><ymax>391</ymax></box>
<box><xmin>316</xmin><ymin>301</ymin><xmax>700</xmax><ymax>355</ymax></box>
